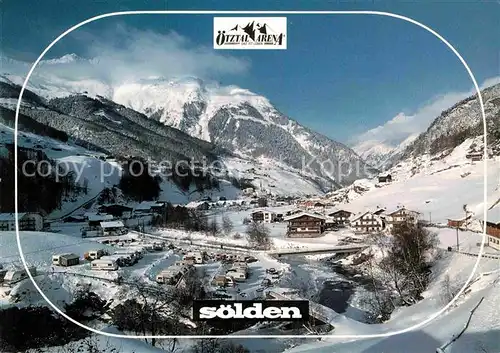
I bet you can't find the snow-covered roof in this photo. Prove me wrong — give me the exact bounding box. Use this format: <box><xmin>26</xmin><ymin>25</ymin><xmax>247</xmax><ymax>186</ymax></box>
<box><xmin>284</xmin><ymin>211</ymin><xmax>326</xmax><ymax>221</ymax></box>
<box><xmin>185</xmin><ymin>201</ymin><xmax>209</xmax><ymax>208</ymax></box>
<box><xmin>100</xmin><ymin>203</ymin><xmax>133</xmax><ymax>209</ymax></box>
<box><xmin>327</xmin><ymin>209</ymin><xmax>353</xmax><ymax>216</ymax></box>
<box><xmin>251</xmin><ymin>208</ymin><xmax>275</xmax><ymax>215</ymax></box>
<box><xmin>59</xmin><ymin>253</ymin><xmax>79</xmax><ymax>260</ymax></box>
<box><xmin>385</xmin><ymin>207</ymin><xmax>421</xmax><ymax>216</ymax></box>
<box><xmin>372</xmin><ymin>207</ymin><xmax>386</xmax><ymax>215</ymax></box>
<box><xmin>100</xmin><ymin>220</ymin><xmax>125</xmax><ymax>229</ymax></box>
<box><xmin>0</xmin><ymin>213</ymin><xmax>26</xmax><ymax>221</ymax></box>
<box><xmin>88</xmin><ymin>214</ymin><xmax>114</xmax><ymax>222</ymax></box>
<box><xmin>350</xmin><ymin>211</ymin><xmax>382</xmax><ymax>222</ymax></box>
<box><xmin>134</xmin><ymin>201</ymin><xmax>165</xmax><ymax>211</ymax></box>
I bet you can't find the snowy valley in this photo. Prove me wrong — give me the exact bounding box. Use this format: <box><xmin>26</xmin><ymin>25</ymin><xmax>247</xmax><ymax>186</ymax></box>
<box><xmin>0</xmin><ymin>61</ymin><xmax>499</xmax><ymax>353</ymax></box>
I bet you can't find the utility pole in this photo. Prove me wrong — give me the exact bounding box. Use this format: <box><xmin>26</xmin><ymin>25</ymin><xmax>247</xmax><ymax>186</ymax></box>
<box><xmin>429</xmin><ymin>212</ymin><xmax>432</xmax><ymax>224</ymax></box>
<box><xmin>456</xmin><ymin>224</ymin><xmax>460</xmax><ymax>251</ymax></box>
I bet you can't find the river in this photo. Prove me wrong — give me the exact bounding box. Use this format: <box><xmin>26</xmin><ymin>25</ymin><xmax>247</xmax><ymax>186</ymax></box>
<box><xmin>277</xmin><ymin>255</ymin><xmax>376</xmax><ymax>324</ymax></box>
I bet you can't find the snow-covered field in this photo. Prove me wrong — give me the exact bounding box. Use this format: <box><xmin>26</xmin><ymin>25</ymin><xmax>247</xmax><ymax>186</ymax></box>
<box><xmin>289</xmin><ymin>250</ymin><xmax>499</xmax><ymax>353</ymax></box>
<box><xmin>334</xmin><ymin>151</ymin><xmax>499</xmax><ymax>226</ymax></box>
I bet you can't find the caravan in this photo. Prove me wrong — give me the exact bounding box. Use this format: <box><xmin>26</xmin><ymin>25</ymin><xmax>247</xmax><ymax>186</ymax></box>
<box><xmin>52</xmin><ymin>253</ymin><xmax>80</xmax><ymax>267</ymax></box>
<box><xmin>113</xmin><ymin>250</ymin><xmax>139</xmax><ymax>264</ymax></box>
<box><xmin>85</xmin><ymin>249</ymin><xmax>107</xmax><ymax>260</ymax></box>
<box><xmin>3</xmin><ymin>266</ymin><xmax>37</xmax><ymax>285</ymax></box>
<box><xmin>184</xmin><ymin>252</ymin><xmax>203</xmax><ymax>264</ymax></box>
<box><xmin>100</xmin><ymin>255</ymin><xmax>128</xmax><ymax>267</ymax></box>
<box><xmin>227</xmin><ymin>270</ymin><xmax>246</xmax><ymax>282</ymax></box>
<box><xmin>91</xmin><ymin>259</ymin><xmax>118</xmax><ymax>271</ymax></box>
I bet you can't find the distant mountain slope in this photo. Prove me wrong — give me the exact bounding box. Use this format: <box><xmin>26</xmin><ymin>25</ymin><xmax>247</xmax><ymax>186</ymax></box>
<box><xmin>112</xmin><ymin>77</ymin><xmax>374</xmax><ymax>188</ymax></box>
<box><xmin>0</xmin><ymin>80</ymin><xmax>221</xmax><ymax>164</ymax></box>
<box><xmin>0</xmin><ymin>77</ymin><xmax>333</xmax><ymax>196</ymax></box>
<box><xmin>354</xmin><ymin>133</ymin><xmax>419</xmax><ymax>169</ymax></box>
<box><xmin>401</xmin><ymin>83</ymin><xmax>500</xmax><ymax>159</ymax></box>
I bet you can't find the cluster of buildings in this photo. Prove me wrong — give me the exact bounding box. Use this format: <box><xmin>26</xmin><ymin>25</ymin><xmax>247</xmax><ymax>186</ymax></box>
<box><xmin>447</xmin><ymin>211</ymin><xmax>500</xmax><ymax>251</ymax></box>
<box><xmin>185</xmin><ymin>197</ymin><xmax>269</xmax><ymax>211</ymax></box>
<box><xmin>156</xmin><ymin>262</ymin><xmax>195</xmax><ymax>285</ymax></box>
<box><xmin>252</xmin><ymin>206</ymin><xmax>422</xmax><ymax>238</ymax></box>
<box><xmin>80</xmin><ymin>201</ymin><xmax>168</xmax><ymax>237</ymax></box>
<box><xmin>0</xmin><ymin>212</ymin><xmax>44</xmax><ymax>231</ymax></box>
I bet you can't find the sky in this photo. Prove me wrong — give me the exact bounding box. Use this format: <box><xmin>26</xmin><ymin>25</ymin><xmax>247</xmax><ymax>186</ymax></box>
<box><xmin>0</xmin><ymin>0</ymin><xmax>498</xmax><ymax>146</ymax></box>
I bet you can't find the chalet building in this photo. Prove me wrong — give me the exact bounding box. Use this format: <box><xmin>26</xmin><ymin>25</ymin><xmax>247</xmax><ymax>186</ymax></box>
<box><xmin>485</xmin><ymin>222</ymin><xmax>500</xmax><ymax>251</ymax></box>
<box><xmin>185</xmin><ymin>201</ymin><xmax>210</xmax><ymax>210</ymax></box>
<box><xmin>284</xmin><ymin>212</ymin><xmax>326</xmax><ymax>238</ymax></box>
<box><xmin>87</xmin><ymin>214</ymin><xmax>114</xmax><ymax>228</ymax></box>
<box><xmin>373</xmin><ymin>207</ymin><xmax>386</xmax><ymax>216</ymax></box>
<box><xmin>286</xmin><ymin>209</ymin><xmax>303</xmax><ymax>216</ymax></box>
<box><xmin>350</xmin><ymin>211</ymin><xmax>385</xmax><ymax>234</ymax></box>
<box><xmin>488</xmin><ymin>233</ymin><xmax>500</xmax><ymax>251</ymax></box>
<box><xmin>134</xmin><ymin>201</ymin><xmax>166</xmax><ymax>215</ymax></box>
<box><xmin>466</xmin><ymin>151</ymin><xmax>483</xmax><ymax>162</ymax></box>
<box><xmin>482</xmin><ymin>209</ymin><xmax>500</xmax><ymax>251</ymax></box>
<box><xmin>447</xmin><ymin>215</ymin><xmax>472</xmax><ymax>228</ymax></box>
<box><xmin>385</xmin><ymin>207</ymin><xmax>421</xmax><ymax>225</ymax></box>
<box><xmin>298</xmin><ymin>200</ymin><xmax>319</xmax><ymax>209</ymax></box>
<box><xmin>100</xmin><ymin>220</ymin><xmax>126</xmax><ymax>236</ymax></box>
<box><xmin>313</xmin><ymin>202</ymin><xmax>327</xmax><ymax>209</ymax></box>
<box><xmin>98</xmin><ymin>204</ymin><xmax>133</xmax><ymax>218</ymax></box>
<box><xmin>327</xmin><ymin>210</ymin><xmax>353</xmax><ymax>226</ymax></box>
<box><xmin>251</xmin><ymin>209</ymin><xmax>276</xmax><ymax>223</ymax></box>
<box><xmin>0</xmin><ymin>212</ymin><xmax>44</xmax><ymax>231</ymax></box>
<box><xmin>378</xmin><ymin>174</ymin><xmax>392</xmax><ymax>183</ymax></box>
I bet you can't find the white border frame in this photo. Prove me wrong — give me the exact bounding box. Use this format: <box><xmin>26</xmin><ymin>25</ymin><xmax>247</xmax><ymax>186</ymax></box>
<box><xmin>14</xmin><ymin>10</ymin><xmax>488</xmax><ymax>340</ymax></box>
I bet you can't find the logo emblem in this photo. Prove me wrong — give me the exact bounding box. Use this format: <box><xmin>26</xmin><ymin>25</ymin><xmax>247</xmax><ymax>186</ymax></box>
<box><xmin>193</xmin><ymin>300</ymin><xmax>309</xmax><ymax>322</ymax></box>
<box><xmin>213</xmin><ymin>17</ymin><xmax>287</xmax><ymax>50</ymax></box>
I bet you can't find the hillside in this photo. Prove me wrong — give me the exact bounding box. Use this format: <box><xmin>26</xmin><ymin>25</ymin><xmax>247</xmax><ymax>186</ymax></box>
<box><xmin>0</xmin><ymin>77</ymin><xmax>337</xmax><ymax>197</ymax></box>
<box><xmin>111</xmin><ymin>77</ymin><xmax>373</xmax><ymax>189</ymax></box>
<box><xmin>401</xmin><ymin>83</ymin><xmax>500</xmax><ymax>160</ymax></box>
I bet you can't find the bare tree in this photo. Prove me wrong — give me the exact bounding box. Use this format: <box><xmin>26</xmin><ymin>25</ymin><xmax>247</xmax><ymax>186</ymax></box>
<box><xmin>175</xmin><ymin>267</ymin><xmax>207</xmax><ymax>306</ymax></box>
<box><xmin>463</xmin><ymin>204</ymin><xmax>469</xmax><ymax>230</ymax></box>
<box><xmin>382</xmin><ymin>222</ymin><xmax>438</xmax><ymax>305</ymax></box>
<box><xmin>440</xmin><ymin>274</ymin><xmax>460</xmax><ymax>306</ymax></box>
<box><xmin>111</xmin><ymin>278</ymin><xmax>184</xmax><ymax>347</ymax></box>
<box><xmin>221</xmin><ymin>215</ymin><xmax>233</xmax><ymax>235</ymax></box>
<box><xmin>246</xmin><ymin>222</ymin><xmax>271</xmax><ymax>250</ymax></box>
<box><xmin>207</xmin><ymin>218</ymin><xmax>220</xmax><ymax>237</ymax></box>
<box><xmin>361</xmin><ymin>256</ymin><xmax>395</xmax><ymax>322</ymax></box>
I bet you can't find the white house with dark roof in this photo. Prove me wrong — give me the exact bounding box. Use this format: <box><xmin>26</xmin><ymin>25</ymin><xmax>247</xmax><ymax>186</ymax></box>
<box><xmin>350</xmin><ymin>211</ymin><xmax>385</xmax><ymax>234</ymax></box>
<box><xmin>133</xmin><ymin>201</ymin><xmax>166</xmax><ymax>215</ymax></box>
<box><xmin>185</xmin><ymin>201</ymin><xmax>210</xmax><ymax>210</ymax></box>
<box><xmin>384</xmin><ymin>207</ymin><xmax>421</xmax><ymax>225</ymax></box>
<box><xmin>0</xmin><ymin>212</ymin><xmax>43</xmax><ymax>231</ymax></box>
<box><xmin>284</xmin><ymin>211</ymin><xmax>326</xmax><ymax>237</ymax></box>
<box><xmin>100</xmin><ymin>220</ymin><xmax>126</xmax><ymax>235</ymax></box>
<box><xmin>87</xmin><ymin>214</ymin><xmax>114</xmax><ymax>227</ymax></box>
<box><xmin>251</xmin><ymin>209</ymin><xmax>277</xmax><ymax>223</ymax></box>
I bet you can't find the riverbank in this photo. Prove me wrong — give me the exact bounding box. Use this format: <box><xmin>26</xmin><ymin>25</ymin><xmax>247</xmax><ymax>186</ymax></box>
<box><xmin>276</xmin><ymin>254</ymin><xmax>378</xmax><ymax>324</ymax></box>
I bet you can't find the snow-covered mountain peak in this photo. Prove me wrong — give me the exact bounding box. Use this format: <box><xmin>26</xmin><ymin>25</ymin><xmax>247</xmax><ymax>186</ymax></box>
<box><xmin>40</xmin><ymin>53</ymin><xmax>82</xmax><ymax>65</ymax></box>
<box><xmin>110</xmin><ymin>76</ymin><xmax>371</xmax><ymax>188</ymax></box>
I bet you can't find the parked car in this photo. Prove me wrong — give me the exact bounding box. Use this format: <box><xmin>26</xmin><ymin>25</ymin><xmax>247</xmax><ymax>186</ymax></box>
<box><xmin>266</xmin><ymin>268</ymin><xmax>277</xmax><ymax>274</ymax></box>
